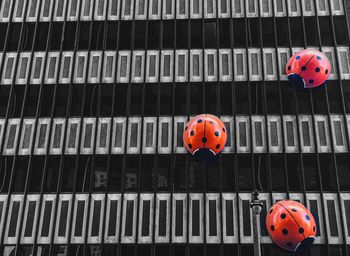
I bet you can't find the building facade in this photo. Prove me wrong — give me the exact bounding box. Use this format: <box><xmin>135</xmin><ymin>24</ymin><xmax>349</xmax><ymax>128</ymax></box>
<box><xmin>0</xmin><ymin>0</ymin><xmax>350</xmax><ymax>255</ymax></box>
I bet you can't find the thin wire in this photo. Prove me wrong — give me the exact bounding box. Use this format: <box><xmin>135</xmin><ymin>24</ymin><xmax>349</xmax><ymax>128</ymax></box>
<box><xmin>90</xmin><ymin>84</ymin><xmax>97</xmax><ymax>116</ymax></box>
<box><xmin>82</xmin><ymin>156</ymin><xmax>91</xmax><ymax>192</ymax></box>
<box><xmin>257</xmin><ymin>154</ymin><xmax>263</xmax><ymax>191</ymax></box>
<box><xmin>0</xmin><ymin>158</ymin><xmax>7</xmax><ymax>192</ymax></box>
<box><xmin>11</xmin><ymin>92</ymin><xmax>16</xmax><ymax>117</ymax></box>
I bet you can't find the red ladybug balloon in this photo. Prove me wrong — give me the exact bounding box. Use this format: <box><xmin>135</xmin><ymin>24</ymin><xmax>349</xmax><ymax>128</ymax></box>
<box><xmin>286</xmin><ymin>49</ymin><xmax>331</xmax><ymax>89</ymax></box>
<box><xmin>183</xmin><ymin>114</ymin><xmax>227</xmax><ymax>161</ymax></box>
<box><xmin>266</xmin><ymin>200</ymin><xmax>317</xmax><ymax>253</ymax></box>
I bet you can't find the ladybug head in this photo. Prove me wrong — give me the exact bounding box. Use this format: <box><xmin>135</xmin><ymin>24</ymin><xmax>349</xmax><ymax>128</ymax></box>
<box><xmin>193</xmin><ymin>148</ymin><xmax>217</xmax><ymax>161</ymax></box>
<box><xmin>294</xmin><ymin>236</ymin><xmax>316</xmax><ymax>254</ymax></box>
<box><xmin>287</xmin><ymin>73</ymin><xmax>307</xmax><ymax>90</ymax></box>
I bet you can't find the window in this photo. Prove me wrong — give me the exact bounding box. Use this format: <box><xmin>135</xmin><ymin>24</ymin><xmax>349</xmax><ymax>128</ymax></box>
<box><xmin>127</xmin><ymin>117</ymin><xmax>141</xmax><ymax>154</ymax></box>
<box><xmin>263</xmin><ymin>48</ymin><xmax>277</xmax><ymax>81</ymax></box>
<box><xmin>142</xmin><ymin>117</ymin><xmax>157</xmax><ymax>154</ymax></box>
<box><xmin>175</xmin><ymin>50</ymin><xmax>188</xmax><ymax>82</ymax></box>
<box><xmin>149</xmin><ymin>0</ymin><xmax>161</xmax><ymax>20</ymax></box>
<box><xmin>71</xmin><ymin>194</ymin><xmax>89</xmax><ymax>243</ymax></box>
<box><xmin>67</xmin><ymin>0</ymin><xmax>81</xmax><ymax>21</ymax></box>
<box><xmin>163</xmin><ymin>0</ymin><xmax>175</xmax><ymax>19</ymax></box>
<box><xmin>234</xmin><ymin>49</ymin><xmax>247</xmax><ymax>81</ymax></box>
<box><xmin>161</xmin><ymin>50</ymin><xmax>174</xmax><ymax>83</ymax></box>
<box><xmin>20</xmin><ymin>195</ymin><xmax>40</xmax><ymax>244</ymax></box>
<box><xmin>12</xmin><ymin>0</ymin><xmax>27</xmax><ymax>22</ymax></box>
<box><xmin>30</xmin><ymin>52</ymin><xmax>45</xmax><ymax>84</ymax></box>
<box><xmin>219</xmin><ymin>49</ymin><xmax>232</xmax><ymax>82</ymax></box>
<box><xmin>190</xmin><ymin>50</ymin><xmax>203</xmax><ymax>82</ymax></box>
<box><xmin>251</xmin><ymin>115</ymin><xmax>267</xmax><ymax>153</ymax></box>
<box><xmin>283</xmin><ymin>115</ymin><xmax>299</xmax><ymax>153</ymax></box>
<box><xmin>74</xmin><ymin>52</ymin><xmax>88</xmax><ymax>83</ymax></box>
<box><xmin>248</xmin><ymin>49</ymin><xmax>262</xmax><ymax>81</ymax></box>
<box><xmin>1</xmin><ymin>53</ymin><xmax>17</xmax><ymax>85</ymax></box>
<box><xmin>94</xmin><ymin>0</ymin><xmax>107</xmax><ymax>20</ymax></box>
<box><xmin>158</xmin><ymin>117</ymin><xmax>172</xmax><ymax>154</ymax></box>
<box><xmin>104</xmin><ymin>194</ymin><xmax>121</xmax><ymax>243</ymax></box>
<box><xmin>267</xmin><ymin>116</ymin><xmax>283</xmax><ymax>153</ymax></box>
<box><xmin>131</xmin><ymin>51</ymin><xmax>145</xmax><ymax>83</ymax></box>
<box><xmin>172</xmin><ymin>194</ymin><xmax>187</xmax><ymax>243</ymax></box>
<box><xmin>146</xmin><ymin>50</ymin><xmax>159</xmax><ymax>83</ymax></box>
<box><xmin>54</xmin><ymin>194</ymin><xmax>73</xmax><ymax>244</ymax></box>
<box><xmin>236</xmin><ymin>116</ymin><xmax>250</xmax><ymax>153</ymax></box>
<box><xmin>204</xmin><ymin>0</ymin><xmax>217</xmax><ymax>19</ymax></box>
<box><xmin>121</xmin><ymin>0</ymin><xmax>134</xmax><ymax>20</ymax></box>
<box><xmin>103</xmin><ymin>51</ymin><xmax>117</xmax><ymax>83</ymax></box>
<box><xmin>3</xmin><ymin>119</ymin><xmax>21</xmax><ymax>155</ymax></box>
<box><xmin>16</xmin><ymin>52</ymin><xmax>31</xmax><ymax>84</ymax></box>
<box><xmin>337</xmin><ymin>47</ymin><xmax>350</xmax><ymax>80</ymax></box>
<box><xmin>44</xmin><ymin>52</ymin><xmax>60</xmax><ymax>84</ymax></box>
<box><xmin>176</xmin><ymin>0</ymin><xmax>188</xmax><ymax>19</ymax></box>
<box><xmin>18</xmin><ymin>119</ymin><xmax>35</xmax><ymax>155</ymax></box>
<box><xmin>204</xmin><ymin>49</ymin><xmax>218</xmax><ymax>82</ymax></box>
<box><xmin>40</xmin><ymin>0</ymin><xmax>54</xmax><ymax>21</ymax></box>
<box><xmin>0</xmin><ymin>0</ymin><xmax>14</xmax><ymax>22</ymax></box>
<box><xmin>108</xmin><ymin>0</ymin><xmax>120</xmax><ymax>20</ymax></box>
<box><xmin>117</xmin><ymin>51</ymin><xmax>131</xmax><ymax>83</ymax></box>
<box><xmin>88</xmin><ymin>51</ymin><xmax>102</xmax><ymax>83</ymax></box>
<box><xmin>80</xmin><ymin>118</ymin><xmax>96</xmax><ymax>155</ymax></box>
<box><xmin>138</xmin><ymin>194</ymin><xmax>154</xmax><ymax>243</ymax></box>
<box><xmin>121</xmin><ymin>194</ymin><xmax>138</xmax><ymax>243</ymax></box>
<box><xmin>54</xmin><ymin>0</ymin><xmax>67</xmax><ymax>21</ymax></box>
<box><xmin>49</xmin><ymin>118</ymin><xmax>66</xmax><ymax>155</ymax></box>
<box><xmin>26</xmin><ymin>0</ymin><xmax>40</xmax><ymax>22</ymax></box>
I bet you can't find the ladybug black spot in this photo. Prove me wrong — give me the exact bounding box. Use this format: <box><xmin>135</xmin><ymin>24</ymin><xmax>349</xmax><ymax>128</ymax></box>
<box><xmin>288</xmin><ymin>66</ymin><xmax>291</xmax><ymax>70</ymax></box>
<box><xmin>190</xmin><ymin>131</ymin><xmax>195</xmax><ymax>136</ymax></box>
<box><xmin>188</xmin><ymin>144</ymin><xmax>192</xmax><ymax>149</ymax></box>
<box><xmin>216</xmin><ymin>144</ymin><xmax>220</xmax><ymax>149</ymax></box>
<box><xmin>325</xmin><ymin>69</ymin><xmax>329</xmax><ymax>74</ymax></box>
<box><xmin>313</xmin><ymin>226</ymin><xmax>316</xmax><ymax>232</ymax></box>
<box><xmin>291</xmin><ymin>208</ymin><xmax>297</xmax><ymax>212</ymax></box>
<box><xmin>301</xmin><ymin>66</ymin><xmax>307</xmax><ymax>71</ymax></box>
<box><xmin>309</xmin><ymin>79</ymin><xmax>314</xmax><ymax>84</ymax></box>
<box><xmin>282</xmin><ymin>229</ymin><xmax>288</xmax><ymax>235</ymax></box>
<box><xmin>202</xmin><ymin>137</ymin><xmax>207</xmax><ymax>143</ymax></box>
<box><xmin>271</xmin><ymin>225</ymin><xmax>275</xmax><ymax>231</ymax></box>
<box><xmin>185</xmin><ymin>126</ymin><xmax>188</xmax><ymax>131</ymax></box>
<box><xmin>306</xmin><ymin>215</ymin><xmax>310</xmax><ymax>221</ymax></box>
<box><xmin>296</xmin><ymin>56</ymin><xmax>301</xmax><ymax>60</ymax></box>
<box><xmin>209</xmin><ymin>121</ymin><xmax>214</xmax><ymax>124</ymax></box>
<box><xmin>222</xmin><ymin>128</ymin><xmax>225</xmax><ymax>133</ymax></box>
<box><xmin>215</xmin><ymin>131</ymin><xmax>219</xmax><ymax>137</ymax></box>
<box><xmin>281</xmin><ymin>213</ymin><xmax>286</xmax><ymax>219</ymax></box>
<box><xmin>317</xmin><ymin>56</ymin><xmax>321</xmax><ymax>60</ymax></box>
<box><xmin>299</xmin><ymin>228</ymin><xmax>304</xmax><ymax>234</ymax></box>
<box><xmin>287</xmin><ymin>242</ymin><xmax>293</xmax><ymax>247</ymax></box>
<box><xmin>197</xmin><ymin>119</ymin><xmax>202</xmax><ymax>123</ymax></box>
<box><xmin>315</xmin><ymin>67</ymin><xmax>320</xmax><ymax>72</ymax></box>
<box><xmin>269</xmin><ymin>209</ymin><xmax>273</xmax><ymax>214</ymax></box>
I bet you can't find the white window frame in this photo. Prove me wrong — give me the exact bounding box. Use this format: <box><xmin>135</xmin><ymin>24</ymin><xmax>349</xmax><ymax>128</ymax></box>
<box><xmin>94</xmin><ymin>0</ymin><xmax>107</xmax><ymax>20</ymax></box>
<box><xmin>53</xmin><ymin>0</ymin><xmax>68</xmax><ymax>21</ymax></box>
<box><xmin>155</xmin><ymin>193</ymin><xmax>171</xmax><ymax>243</ymax></box>
<box><xmin>30</xmin><ymin>52</ymin><xmax>45</xmax><ymax>84</ymax></box>
<box><xmin>330</xmin><ymin>114</ymin><xmax>348</xmax><ymax>153</ymax></box>
<box><xmin>96</xmin><ymin>117</ymin><xmax>111</xmax><ymax>154</ymax></box>
<box><xmin>127</xmin><ymin>117</ymin><xmax>142</xmax><ymax>154</ymax></box>
<box><xmin>236</xmin><ymin>115</ymin><xmax>251</xmax><ymax>153</ymax></box>
<box><xmin>163</xmin><ymin>0</ymin><xmax>175</xmax><ymax>19</ymax></box>
<box><xmin>1</xmin><ymin>52</ymin><xmax>17</xmax><ymax>85</ymax></box>
<box><xmin>87</xmin><ymin>194</ymin><xmax>105</xmax><ymax>243</ymax></box>
<box><xmin>259</xmin><ymin>0</ymin><xmax>273</xmax><ymax>17</ymax></box>
<box><xmin>246</xmin><ymin>0</ymin><xmax>259</xmax><ymax>17</ymax></box>
<box><xmin>238</xmin><ymin>193</ymin><xmax>253</xmax><ymax>243</ymax></box>
<box><xmin>330</xmin><ymin>0</ymin><xmax>344</xmax><ymax>15</ymax></box>
<box><xmin>287</xmin><ymin>0</ymin><xmax>301</xmax><ymax>16</ymax></box>
<box><xmin>322</xmin><ymin>47</ymin><xmax>337</xmax><ymax>80</ymax></box>
<box><xmin>64</xmin><ymin>118</ymin><xmax>81</xmax><ymax>155</ymax></box>
<box><xmin>121</xmin><ymin>0</ymin><xmax>135</xmax><ymax>20</ymax></box>
<box><xmin>80</xmin><ymin>118</ymin><xmax>96</xmax><ymax>155</ymax></box>
<box><xmin>117</xmin><ymin>51</ymin><xmax>131</xmax><ymax>83</ymax></box>
<box><xmin>273</xmin><ymin>0</ymin><xmax>286</xmax><ymax>16</ymax></box>
<box><xmin>219</xmin><ymin>49</ymin><xmax>232</xmax><ymax>82</ymax></box>
<box><xmin>108</xmin><ymin>0</ymin><xmax>121</xmax><ymax>20</ymax></box>
<box><xmin>135</xmin><ymin>0</ymin><xmax>147</xmax><ymax>19</ymax></box>
<box><xmin>336</xmin><ymin>46</ymin><xmax>350</xmax><ymax>80</ymax></box>
<box><xmin>218</xmin><ymin>0</ymin><xmax>230</xmax><ymax>18</ymax></box>
<box><xmin>172</xmin><ymin>193</ymin><xmax>187</xmax><ymax>243</ymax></box>
<box><xmin>3</xmin><ymin>118</ymin><xmax>21</xmax><ymax>155</ymax></box>
<box><xmin>26</xmin><ymin>0</ymin><xmax>40</xmax><ymax>22</ymax></box>
<box><xmin>40</xmin><ymin>0</ymin><xmax>54</xmax><ymax>21</ymax></box>
<box><xmin>277</xmin><ymin>48</ymin><xmax>290</xmax><ymax>80</ymax></box>
<box><xmin>173</xmin><ymin>116</ymin><xmax>187</xmax><ymax>154</ymax></box>
<box><xmin>283</xmin><ymin>115</ymin><xmax>299</xmax><ymax>153</ymax></box>
<box><xmin>0</xmin><ymin>119</ymin><xmax>6</xmax><ymax>150</ymax></box>
<box><xmin>204</xmin><ymin>49</ymin><xmax>218</xmax><ymax>82</ymax></box>
<box><xmin>190</xmin><ymin>49</ymin><xmax>203</xmax><ymax>82</ymax></box>
<box><xmin>158</xmin><ymin>116</ymin><xmax>172</xmax><ymax>154</ymax></box>
<box><xmin>222</xmin><ymin>193</ymin><xmax>238</xmax><ymax>243</ymax></box>
<box><xmin>121</xmin><ymin>193</ymin><xmax>138</xmax><ymax>243</ymax></box>
<box><xmin>298</xmin><ymin>115</ymin><xmax>315</xmax><ymax>153</ymax></box>
<box><xmin>340</xmin><ymin>193</ymin><xmax>350</xmax><ymax>244</ymax></box>
<box><xmin>176</xmin><ymin>0</ymin><xmax>189</xmax><ymax>19</ymax></box>
<box><xmin>16</xmin><ymin>52</ymin><xmax>32</xmax><ymax>84</ymax></box>
<box><xmin>314</xmin><ymin>115</ymin><xmax>331</xmax><ymax>153</ymax></box>
<box><xmin>148</xmin><ymin>0</ymin><xmax>161</xmax><ymax>19</ymax></box>
<box><xmin>248</xmin><ymin>48</ymin><xmax>262</xmax><ymax>81</ymax></box>
<box><xmin>131</xmin><ymin>50</ymin><xmax>145</xmax><ymax>83</ymax></box>
<box><xmin>44</xmin><ymin>52</ymin><xmax>60</xmax><ymax>84</ymax></box>
<box><xmin>137</xmin><ymin>193</ymin><xmax>154</xmax><ymax>243</ymax></box>
<box><xmin>67</xmin><ymin>0</ymin><xmax>81</xmax><ymax>21</ymax></box>
<box><xmin>80</xmin><ymin>0</ymin><xmax>94</xmax><ymax>21</ymax></box>
<box><xmin>146</xmin><ymin>50</ymin><xmax>159</xmax><ymax>83</ymax></box>
<box><xmin>267</xmin><ymin>115</ymin><xmax>283</xmax><ymax>153</ymax></box>
<box><xmin>316</xmin><ymin>0</ymin><xmax>330</xmax><ymax>16</ymax></box>
<box><xmin>88</xmin><ymin>51</ymin><xmax>103</xmax><ymax>83</ymax></box>
<box><xmin>12</xmin><ymin>0</ymin><xmax>28</xmax><ymax>22</ymax></box>
<box><xmin>18</xmin><ymin>118</ymin><xmax>36</xmax><ymax>155</ymax></box>
<box><xmin>160</xmin><ymin>50</ymin><xmax>174</xmax><ymax>83</ymax></box>
<box><xmin>205</xmin><ymin>193</ymin><xmax>221</xmax><ymax>243</ymax></box>
<box><xmin>111</xmin><ymin>117</ymin><xmax>126</xmax><ymax>154</ymax></box>
<box><xmin>251</xmin><ymin>115</ymin><xmax>267</xmax><ymax>153</ymax></box>
<box><xmin>142</xmin><ymin>117</ymin><xmax>157</xmax><ymax>154</ymax></box>
<box><xmin>323</xmin><ymin>193</ymin><xmax>343</xmax><ymax>244</ymax></box>
<box><xmin>20</xmin><ymin>194</ymin><xmax>40</xmax><ymax>244</ymax></box>
<box><xmin>37</xmin><ymin>194</ymin><xmax>56</xmax><ymax>244</ymax></box>
<box><xmin>49</xmin><ymin>118</ymin><xmax>66</xmax><ymax>155</ymax></box>
<box><xmin>204</xmin><ymin>0</ymin><xmax>217</xmax><ymax>19</ymax></box>
<box><xmin>234</xmin><ymin>49</ymin><xmax>247</xmax><ymax>81</ymax></box>
<box><xmin>0</xmin><ymin>0</ymin><xmax>14</xmax><ymax>22</ymax></box>
<box><xmin>175</xmin><ymin>50</ymin><xmax>188</xmax><ymax>82</ymax></box>
<box><xmin>3</xmin><ymin>195</ymin><xmax>24</xmax><ymax>245</ymax></box>
<box><xmin>221</xmin><ymin>116</ymin><xmax>234</xmax><ymax>153</ymax></box>
<box><xmin>301</xmin><ymin>0</ymin><xmax>315</xmax><ymax>16</ymax></box>
<box><xmin>34</xmin><ymin>118</ymin><xmax>50</xmax><ymax>155</ymax></box>
<box><xmin>74</xmin><ymin>51</ymin><xmax>88</xmax><ymax>83</ymax></box>
<box><xmin>0</xmin><ymin>195</ymin><xmax>8</xmax><ymax>242</ymax></box>
<box><xmin>104</xmin><ymin>194</ymin><xmax>121</xmax><ymax>243</ymax></box>
<box><xmin>70</xmin><ymin>194</ymin><xmax>89</xmax><ymax>244</ymax></box>
<box><xmin>232</xmin><ymin>0</ymin><xmax>245</xmax><ymax>17</ymax></box>
<box><xmin>263</xmin><ymin>48</ymin><xmax>277</xmax><ymax>81</ymax></box>
<box><xmin>59</xmin><ymin>51</ymin><xmax>74</xmax><ymax>84</ymax></box>
<box><xmin>103</xmin><ymin>51</ymin><xmax>117</xmax><ymax>83</ymax></box>
<box><xmin>191</xmin><ymin>0</ymin><xmax>202</xmax><ymax>19</ymax></box>
<box><xmin>189</xmin><ymin>193</ymin><xmax>204</xmax><ymax>243</ymax></box>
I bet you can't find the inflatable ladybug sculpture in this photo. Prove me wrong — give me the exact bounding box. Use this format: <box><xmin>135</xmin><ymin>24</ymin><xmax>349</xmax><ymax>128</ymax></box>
<box><xmin>266</xmin><ymin>200</ymin><xmax>317</xmax><ymax>254</ymax></box>
<box><xmin>286</xmin><ymin>49</ymin><xmax>331</xmax><ymax>89</ymax></box>
<box><xmin>183</xmin><ymin>114</ymin><xmax>227</xmax><ymax>161</ymax></box>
